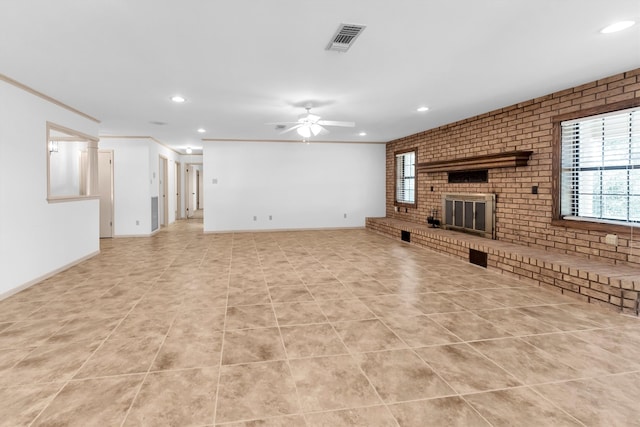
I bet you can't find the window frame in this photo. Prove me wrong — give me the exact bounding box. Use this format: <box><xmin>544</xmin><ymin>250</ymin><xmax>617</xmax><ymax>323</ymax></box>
<box><xmin>552</xmin><ymin>98</ymin><xmax>640</xmax><ymax>233</ymax></box>
<box><xmin>394</xmin><ymin>148</ymin><xmax>417</xmax><ymax>208</ymax></box>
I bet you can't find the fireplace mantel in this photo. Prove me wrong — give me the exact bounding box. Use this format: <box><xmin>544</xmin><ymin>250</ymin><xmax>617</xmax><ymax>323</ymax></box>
<box><xmin>417</xmin><ymin>150</ymin><xmax>533</xmax><ymax>173</ymax></box>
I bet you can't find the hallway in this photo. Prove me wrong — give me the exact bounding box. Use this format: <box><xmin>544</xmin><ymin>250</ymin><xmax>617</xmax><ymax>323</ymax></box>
<box><xmin>0</xmin><ymin>220</ymin><xmax>639</xmax><ymax>426</ymax></box>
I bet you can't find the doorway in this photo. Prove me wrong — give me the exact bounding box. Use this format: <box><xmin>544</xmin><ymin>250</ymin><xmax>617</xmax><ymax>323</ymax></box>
<box><xmin>98</xmin><ymin>150</ymin><xmax>114</xmax><ymax>238</ymax></box>
<box><xmin>185</xmin><ymin>163</ymin><xmax>203</xmax><ymax>219</ymax></box>
<box><xmin>175</xmin><ymin>162</ymin><xmax>181</xmax><ymax>220</ymax></box>
<box><xmin>159</xmin><ymin>156</ymin><xmax>169</xmax><ymax>227</ymax></box>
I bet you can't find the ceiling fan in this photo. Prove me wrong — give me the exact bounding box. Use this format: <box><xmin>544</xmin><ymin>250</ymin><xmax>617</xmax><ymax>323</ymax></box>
<box><xmin>269</xmin><ymin>107</ymin><xmax>355</xmax><ymax>138</ymax></box>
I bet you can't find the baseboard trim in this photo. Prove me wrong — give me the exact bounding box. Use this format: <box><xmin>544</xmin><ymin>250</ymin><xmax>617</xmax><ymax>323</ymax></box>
<box><xmin>0</xmin><ymin>250</ymin><xmax>100</xmax><ymax>301</ymax></box>
<box><xmin>204</xmin><ymin>226</ymin><xmax>366</xmax><ymax>234</ymax></box>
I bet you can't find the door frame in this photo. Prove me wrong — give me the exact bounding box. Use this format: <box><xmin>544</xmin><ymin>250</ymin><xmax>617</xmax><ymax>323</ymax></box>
<box><xmin>98</xmin><ymin>149</ymin><xmax>114</xmax><ymax>238</ymax></box>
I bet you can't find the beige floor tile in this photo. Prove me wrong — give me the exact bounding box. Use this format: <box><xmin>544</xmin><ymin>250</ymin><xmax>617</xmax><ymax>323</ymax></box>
<box><xmin>317</xmin><ymin>299</ymin><xmax>376</xmax><ymax>322</ymax></box>
<box><xmin>227</xmin><ymin>287</ymin><xmax>271</xmax><ymax>307</ymax></box>
<box><xmin>170</xmin><ymin>308</ymin><xmax>226</xmax><ymax>335</ymax></box>
<box><xmin>411</xmin><ymin>292</ymin><xmax>466</xmax><ymax>314</ymax></box>
<box><xmin>522</xmin><ymin>333</ymin><xmax>637</xmax><ymax>376</ymax></box>
<box><xmin>465</xmin><ymin>387</ymin><xmax>582</xmax><ymax>426</ymax></box>
<box><xmin>0</xmin><ymin>319</ymin><xmax>66</xmax><ymax>349</ymax></box>
<box><xmin>152</xmin><ymin>331</ymin><xmax>222</xmax><ymax>371</ymax></box>
<box><xmin>1</xmin><ymin>341</ymin><xmax>99</xmax><ymax>386</ymax></box>
<box><xmin>306</xmin><ymin>283</ymin><xmax>356</xmax><ymax>301</ymax></box>
<box><xmin>471</xmin><ymin>338</ymin><xmax>581</xmax><ymax>384</ymax></box>
<box><xmin>109</xmin><ymin>311</ymin><xmax>174</xmax><ymax>340</ymax></box>
<box><xmin>343</xmin><ymin>279</ymin><xmax>392</xmax><ymax>297</ymax></box>
<box><xmin>472</xmin><ymin>308</ymin><xmax>561</xmax><ymax>336</ymax></box>
<box><xmin>429</xmin><ymin>311</ymin><xmax>512</xmax><ymax>341</ymax></box>
<box><xmin>289</xmin><ymin>355</ymin><xmax>381</xmax><ymax>412</ymax></box>
<box><xmin>124</xmin><ymin>368</ymin><xmax>217</xmax><ymax>426</ymax></box>
<box><xmin>570</xmin><ymin>327</ymin><xmax>640</xmax><ymax>363</ymax></box>
<box><xmin>216</xmin><ymin>361</ymin><xmax>300</xmax><ymax>423</ymax></box>
<box><xmin>221</xmin><ymin>414</ymin><xmax>307</xmax><ymax>426</ymax></box>
<box><xmin>355</xmin><ymin>349</ymin><xmax>454</xmax><ymax>403</ymax></box>
<box><xmin>32</xmin><ymin>375</ymin><xmax>143</xmax><ymax>427</ymax></box>
<box><xmin>476</xmin><ymin>288</ymin><xmax>548</xmax><ymax>308</ymax></box>
<box><xmin>222</xmin><ymin>328</ymin><xmax>286</xmax><ymax>365</ymax></box>
<box><xmin>74</xmin><ymin>337</ymin><xmax>163</xmax><ymax>378</ymax></box>
<box><xmin>416</xmin><ymin>343</ymin><xmax>521</xmax><ymax>393</ymax></box>
<box><xmin>280</xmin><ymin>324</ymin><xmax>348</xmax><ymax>358</ymax></box>
<box><xmin>272</xmin><ymin>302</ymin><xmax>327</xmax><ymax>326</ymax></box>
<box><xmin>305</xmin><ymin>405</ymin><xmax>398</xmax><ymax>427</ymax></box>
<box><xmin>379</xmin><ymin>314</ymin><xmax>460</xmax><ymax>347</ymax></box>
<box><xmin>441</xmin><ymin>291</ymin><xmax>506</xmax><ymax>310</ymax></box>
<box><xmin>0</xmin><ymin>301</ymin><xmax>46</xmax><ymax>323</ymax></box>
<box><xmin>45</xmin><ymin>316</ymin><xmax>121</xmax><ymax>344</ymax></box>
<box><xmin>4</xmin><ymin>224</ymin><xmax>639</xmax><ymax>425</ymax></box>
<box><xmin>388</xmin><ymin>396</ymin><xmax>490</xmax><ymax>426</ymax></box>
<box><xmin>533</xmin><ymin>374</ymin><xmax>640</xmax><ymax>427</ymax></box>
<box><xmin>268</xmin><ymin>286</ymin><xmax>314</xmax><ymax>303</ymax></box>
<box><xmin>334</xmin><ymin>319</ymin><xmax>406</xmax><ymax>353</ymax></box>
<box><xmin>516</xmin><ymin>305</ymin><xmax>602</xmax><ymax>331</ymax></box>
<box><xmin>0</xmin><ymin>347</ymin><xmax>33</xmax><ymax>372</ymax></box>
<box><xmin>0</xmin><ymin>383</ymin><xmax>62</xmax><ymax>427</ymax></box>
<box><xmin>226</xmin><ymin>304</ymin><xmax>277</xmax><ymax>330</ymax></box>
<box><xmin>360</xmin><ymin>295</ymin><xmax>425</xmax><ymax>317</ymax></box>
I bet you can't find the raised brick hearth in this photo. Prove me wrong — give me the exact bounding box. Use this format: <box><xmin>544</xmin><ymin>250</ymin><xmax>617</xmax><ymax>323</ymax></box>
<box><xmin>367</xmin><ymin>217</ymin><xmax>640</xmax><ymax>313</ymax></box>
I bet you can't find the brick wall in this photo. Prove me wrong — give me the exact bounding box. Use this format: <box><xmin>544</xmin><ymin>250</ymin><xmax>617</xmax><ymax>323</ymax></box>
<box><xmin>385</xmin><ymin>68</ymin><xmax>640</xmax><ymax>267</ymax></box>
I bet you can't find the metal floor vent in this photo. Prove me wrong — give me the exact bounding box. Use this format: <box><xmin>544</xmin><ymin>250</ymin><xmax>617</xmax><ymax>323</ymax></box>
<box><xmin>326</xmin><ymin>23</ymin><xmax>366</xmax><ymax>52</ymax></box>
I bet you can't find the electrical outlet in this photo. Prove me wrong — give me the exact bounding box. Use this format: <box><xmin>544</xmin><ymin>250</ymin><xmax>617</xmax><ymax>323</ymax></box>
<box><xmin>136</xmin><ymin>220</ymin><xmax>139</xmax><ymax>226</ymax></box>
<box><xmin>605</xmin><ymin>234</ymin><xmax>618</xmax><ymax>246</ymax></box>
<box><xmin>269</xmin><ymin>215</ymin><xmax>272</xmax><ymax>220</ymax></box>
<box><xmin>253</xmin><ymin>216</ymin><xmax>257</xmax><ymax>221</ymax></box>
<box><xmin>212</xmin><ymin>178</ymin><xmax>218</xmax><ymax>184</ymax></box>
<box><xmin>344</xmin><ymin>213</ymin><xmax>347</xmax><ymax>218</ymax></box>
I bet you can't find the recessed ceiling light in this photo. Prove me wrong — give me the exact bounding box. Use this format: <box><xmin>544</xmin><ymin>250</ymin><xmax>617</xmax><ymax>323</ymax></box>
<box><xmin>171</xmin><ymin>95</ymin><xmax>186</xmax><ymax>103</ymax></box>
<box><xmin>197</xmin><ymin>128</ymin><xmax>206</xmax><ymax>133</ymax></box>
<box><xmin>417</xmin><ymin>106</ymin><xmax>429</xmax><ymax>112</ymax></box>
<box><xmin>185</xmin><ymin>147</ymin><xmax>193</xmax><ymax>154</ymax></box>
<box><xmin>359</xmin><ymin>132</ymin><xmax>367</xmax><ymax>136</ymax></box>
<box><xmin>601</xmin><ymin>20</ymin><xmax>636</xmax><ymax>33</ymax></box>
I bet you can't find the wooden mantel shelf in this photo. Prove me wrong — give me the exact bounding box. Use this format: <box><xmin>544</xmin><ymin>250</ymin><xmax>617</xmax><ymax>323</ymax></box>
<box><xmin>417</xmin><ymin>150</ymin><xmax>533</xmax><ymax>173</ymax></box>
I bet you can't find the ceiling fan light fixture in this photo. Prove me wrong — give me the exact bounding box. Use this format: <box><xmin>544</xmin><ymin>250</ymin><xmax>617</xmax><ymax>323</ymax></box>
<box><xmin>359</xmin><ymin>132</ymin><xmax>367</xmax><ymax>136</ymax></box>
<box><xmin>417</xmin><ymin>106</ymin><xmax>429</xmax><ymax>112</ymax></box>
<box><xmin>297</xmin><ymin>125</ymin><xmax>312</xmax><ymax>138</ymax></box>
<box><xmin>197</xmin><ymin>128</ymin><xmax>206</xmax><ymax>133</ymax></box>
<box><xmin>171</xmin><ymin>95</ymin><xmax>186</xmax><ymax>103</ymax></box>
<box><xmin>601</xmin><ymin>20</ymin><xmax>636</xmax><ymax>33</ymax></box>
<box><xmin>186</xmin><ymin>147</ymin><xmax>193</xmax><ymax>154</ymax></box>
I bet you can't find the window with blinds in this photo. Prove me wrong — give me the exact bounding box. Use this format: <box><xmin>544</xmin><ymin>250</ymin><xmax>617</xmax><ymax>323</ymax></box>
<box><xmin>395</xmin><ymin>150</ymin><xmax>416</xmax><ymax>204</ymax></box>
<box><xmin>560</xmin><ymin>106</ymin><xmax>640</xmax><ymax>225</ymax></box>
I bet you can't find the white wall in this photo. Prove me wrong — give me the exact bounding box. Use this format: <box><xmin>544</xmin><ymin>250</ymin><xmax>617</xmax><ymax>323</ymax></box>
<box><xmin>99</xmin><ymin>137</ymin><xmax>180</xmax><ymax>236</ymax></box>
<box><xmin>203</xmin><ymin>141</ymin><xmax>386</xmax><ymax>232</ymax></box>
<box><xmin>0</xmin><ymin>80</ymin><xmax>100</xmax><ymax>297</ymax></box>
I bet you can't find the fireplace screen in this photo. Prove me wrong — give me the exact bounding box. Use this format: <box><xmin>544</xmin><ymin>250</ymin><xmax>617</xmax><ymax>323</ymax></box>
<box><xmin>442</xmin><ymin>193</ymin><xmax>495</xmax><ymax>239</ymax></box>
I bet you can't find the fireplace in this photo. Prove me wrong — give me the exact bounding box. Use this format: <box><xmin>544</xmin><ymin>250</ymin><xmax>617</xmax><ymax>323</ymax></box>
<box><xmin>442</xmin><ymin>193</ymin><xmax>496</xmax><ymax>239</ymax></box>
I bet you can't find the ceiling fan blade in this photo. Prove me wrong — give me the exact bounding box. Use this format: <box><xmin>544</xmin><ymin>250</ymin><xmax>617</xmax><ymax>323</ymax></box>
<box><xmin>317</xmin><ymin>120</ymin><xmax>355</xmax><ymax>127</ymax></box>
<box><xmin>318</xmin><ymin>126</ymin><xmax>330</xmax><ymax>135</ymax></box>
<box><xmin>279</xmin><ymin>124</ymin><xmax>303</xmax><ymax>134</ymax></box>
<box><xmin>265</xmin><ymin>122</ymin><xmax>300</xmax><ymax>125</ymax></box>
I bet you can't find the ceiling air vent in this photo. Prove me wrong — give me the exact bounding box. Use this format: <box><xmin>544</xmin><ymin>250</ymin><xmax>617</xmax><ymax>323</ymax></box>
<box><xmin>326</xmin><ymin>23</ymin><xmax>366</xmax><ymax>52</ymax></box>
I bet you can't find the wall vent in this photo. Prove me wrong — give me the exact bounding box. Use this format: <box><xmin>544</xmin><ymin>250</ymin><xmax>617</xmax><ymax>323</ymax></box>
<box><xmin>326</xmin><ymin>23</ymin><xmax>366</xmax><ymax>52</ymax></box>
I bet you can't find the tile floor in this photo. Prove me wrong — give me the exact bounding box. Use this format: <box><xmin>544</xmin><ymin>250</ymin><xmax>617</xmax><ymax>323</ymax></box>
<box><xmin>1</xmin><ymin>219</ymin><xmax>639</xmax><ymax>426</ymax></box>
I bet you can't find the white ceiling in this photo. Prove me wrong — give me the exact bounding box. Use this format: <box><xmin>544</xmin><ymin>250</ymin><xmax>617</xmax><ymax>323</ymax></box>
<box><xmin>2</xmin><ymin>0</ymin><xmax>639</xmax><ymax>153</ymax></box>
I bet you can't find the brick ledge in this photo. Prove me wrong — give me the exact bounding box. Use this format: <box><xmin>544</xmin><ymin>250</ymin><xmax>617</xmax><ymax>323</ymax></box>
<box><xmin>366</xmin><ymin>217</ymin><xmax>639</xmax><ymax>312</ymax></box>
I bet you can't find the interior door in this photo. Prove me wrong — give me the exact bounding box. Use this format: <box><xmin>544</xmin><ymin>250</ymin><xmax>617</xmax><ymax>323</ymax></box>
<box><xmin>98</xmin><ymin>150</ymin><xmax>113</xmax><ymax>238</ymax></box>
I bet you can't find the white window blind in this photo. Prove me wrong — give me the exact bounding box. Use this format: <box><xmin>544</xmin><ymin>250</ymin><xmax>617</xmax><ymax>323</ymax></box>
<box><xmin>396</xmin><ymin>151</ymin><xmax>415</xmax><ymax>204</ymax></box>
<box><xmin>560</xmin><ymin>106</ymin><xmax>640</xmax><ymax>225</ymax></box>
